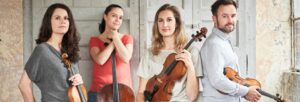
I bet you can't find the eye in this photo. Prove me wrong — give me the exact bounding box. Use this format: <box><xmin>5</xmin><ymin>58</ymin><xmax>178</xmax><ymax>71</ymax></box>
<box><xmin>64</xmin><ymin>16</ymin><xmax>69</xmax><ymax>20</ymax></box>
<box><xmin>231</xmin><ymin>14</ymin><xmax>236</xmax><ymax>18</ymax></box>
<box><xmin>167</xmin><ymin>18</ymin><xmax>172</xmax><ymax>22</ymax></box>
<box><xmin>158</xmin><ymin>19</ymin><xmax>163</xmax><ymax>22</ymax></box>
<box><xmin>119</xmin><ymin>16</ymin><xmax>123</xmax><ymax>20</ymax></box>
<box><xmin>55</xmin><ymin>16</ymin><xmax>60</xmax><ymax>20</ymax></box>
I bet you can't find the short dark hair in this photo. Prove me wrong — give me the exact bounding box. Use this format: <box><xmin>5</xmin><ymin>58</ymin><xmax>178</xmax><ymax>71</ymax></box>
<box><xmin>99</xmin><ymin>4</ymin><xmax>123</xmax><ymax>33</ymax></box>
<box><xmin>211</xmin><ymin>0</ymin><xmax>237</xmax><ymax>16</ymax></box>
<box><xmin>36</xmin><ymin>3</ymin><xmax>80</xmax><ymax>62</ymax></box>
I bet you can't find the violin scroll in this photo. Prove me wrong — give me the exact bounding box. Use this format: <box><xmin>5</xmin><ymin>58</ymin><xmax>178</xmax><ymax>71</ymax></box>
<box><xmin>192</xmin><ymin>27</ymin><xmax>207</xmax><ymax>41</ymax></box>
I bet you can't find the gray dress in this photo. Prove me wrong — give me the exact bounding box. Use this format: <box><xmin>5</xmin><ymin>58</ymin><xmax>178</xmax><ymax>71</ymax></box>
<box><xmin>25</xmin><ymin>42</ymin><xmax>79</xmax><ymax>102</ymax></box>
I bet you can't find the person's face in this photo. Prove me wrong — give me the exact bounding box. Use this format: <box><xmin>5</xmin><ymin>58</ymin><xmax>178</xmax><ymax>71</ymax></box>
<box><xmin>51</xmin><ymin>8</ymin><xmax>70</xmax><ymax>35</ymax></box>
<box><xmin>104</xmin><ymin>8</ymin><xmax>123</xmax><ymax>30</ymax></box>
<box><xmin>213</xmin><ymin>5</ymin><xmax>237</xmax><ymax>33</ymax></box>
<box><xmin>157</xmin><ymin>10</ymin><xmax>177</xmax><ymax>37</ymax></box>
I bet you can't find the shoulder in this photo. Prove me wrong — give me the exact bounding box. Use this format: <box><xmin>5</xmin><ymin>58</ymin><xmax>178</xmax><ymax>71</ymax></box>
<box><xmin>203</xmin><ymin>34</ymin><xmax>223</xmax><ymax>48</ymax></box>
<box><xmin>121</xmin><ymin>34</ymin><xmax>133</xmax><ymax>40</ymax></box>
<box><xmin>89</xmin><ymin>36</ymin><xmax>103</xmax><ymax>45</ymax></box>
<box><xmin>89</xmin><ymin>36</ymin><xmax>99</xmax><ymax>41</ymax></box>
<box><xmin>34</xmin><ymin>43</ymin><xmax>49</xmax><ymax>54</ymax></box>
<box><xmin>121</xmin><ymin>34</ymin><xmax>133</xmax><ymax>44</ymax></box>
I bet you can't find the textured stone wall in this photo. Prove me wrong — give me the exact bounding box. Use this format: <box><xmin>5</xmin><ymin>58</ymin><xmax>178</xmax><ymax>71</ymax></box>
<box><xmin>256</xmin><ymin>0</ymin><xmax>291</xmax><ymax>101</ymax></box>
<box><xmin>0</xmin><ymin>0</ymin><xmax>23</xmax><ymax>101</ymax></box>
<box><xmin>282</xmin><ymin>72</ymin><xmax>300</xmax><ymax>102</ymax></box>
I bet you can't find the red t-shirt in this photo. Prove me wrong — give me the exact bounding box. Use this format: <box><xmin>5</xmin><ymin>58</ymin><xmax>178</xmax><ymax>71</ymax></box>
<box><xmin>89</xmin><ymin>34</ymin><xmax>133</xmax><ymax>92</ymax></box>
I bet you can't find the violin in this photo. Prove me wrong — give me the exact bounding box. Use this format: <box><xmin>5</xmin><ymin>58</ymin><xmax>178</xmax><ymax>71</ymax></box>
<box><xmin>222</xmin><ymin>67</ymin><xmax>285</xmax><ymax>102</ymax></box>
<box><xmin>97</xmin><ymin>50</ymin><xmax>135</xmax><ymax>102</ymax></box>
<box><xmin>144</xmin><ymin>27</ymin><xmax>207</xmax><ymax>101</ymax></box>
<box><xmin>61</xmin><ymin>53</ymin><xmax>88</xmax><ymax>102</ymax></box>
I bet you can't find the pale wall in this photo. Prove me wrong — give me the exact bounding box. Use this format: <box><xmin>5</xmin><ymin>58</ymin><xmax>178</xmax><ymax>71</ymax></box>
<box><xmin>0</xmin><ymin>0</ymin><xmax>23</xmax><ymax>101</ymax></box>
<box><xmin>256</xmin><ymin>0</ymin><xmax>291</xmax><ymax>101</ymax></box>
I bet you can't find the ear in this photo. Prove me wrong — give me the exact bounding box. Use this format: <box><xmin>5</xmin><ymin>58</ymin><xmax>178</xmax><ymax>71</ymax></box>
<box><xmin>212</xmin><ymin>15</ymin><xmax>217</xmax><ymax>26</ymax></box>
<box><xmin>104</xmin><ymin>14</ymin><xmax>107</xmax><ymax>21</ymax></box>
<box><xmin>212</xmin><ymin>15</ymin><xmax>217</xmax><ymax>23</ymax></box>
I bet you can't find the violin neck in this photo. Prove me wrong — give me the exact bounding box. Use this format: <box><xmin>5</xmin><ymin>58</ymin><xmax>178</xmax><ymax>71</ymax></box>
<box><xmin>257</xmin><ymin>89</ymin><xmax>278</xmax><ymax>101</ymax></box>
<box><xmin>164</xmin><ymin>60</ymin><xmax>177</xmax><ymax>75</ymax></box>
<box><xmin>164</xmin><ymin>38</ymin><xmax>196</xmax><ymax>75</ymax></box>
<box><xmin>183</xmin><ymin>38</ymin><xmax>196</xmax><ymax>50</ymax></box>
<box><xmin>68</xmin><ymin>64</ymin><xmax>87</xmax><ymax>102</ymax></box>
<box><xmin>111</xmin><ymin>50</ymin><xmax>120</xmax><ymax>102</ymax></box>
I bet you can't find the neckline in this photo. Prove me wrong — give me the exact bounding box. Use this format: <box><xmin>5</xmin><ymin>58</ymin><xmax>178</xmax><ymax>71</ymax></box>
<box><xmin>213</xmin><ymin>27</ymin><xmax>231</xmax><ymax>40</ymax></box>
<box><xmin>44</xmin><ymin>42</ymin><xmax>61</xmax><ymax>58</ymax></box>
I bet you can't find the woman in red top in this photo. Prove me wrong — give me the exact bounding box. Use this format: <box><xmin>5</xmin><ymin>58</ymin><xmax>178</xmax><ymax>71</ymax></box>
<box><xmin>88</xmin><ymin>4</ymin><xmax>133</xmax><ymax>102</ymax></box>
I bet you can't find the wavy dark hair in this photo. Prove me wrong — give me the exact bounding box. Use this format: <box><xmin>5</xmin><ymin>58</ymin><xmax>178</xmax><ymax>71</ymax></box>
<box><xmin>98</xmin><ymin>4</ymin><xmax>123</xmax><ymax>33</ymax></box>
<box><xmin>211</xmin><ymin>0</ymin><xmax>237</xmax><ymax>16</ymax></box>
<box><xmin>36</xmin><ymin>3</ymin><xmax>80</xmax><ymax>63</ymax></box>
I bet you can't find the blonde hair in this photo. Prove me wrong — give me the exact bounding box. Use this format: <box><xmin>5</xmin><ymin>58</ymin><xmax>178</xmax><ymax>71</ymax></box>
<box><xmin>151</xmin><ymin>4</ymin><xmax>187</xmax><ymax>55</ymax></box>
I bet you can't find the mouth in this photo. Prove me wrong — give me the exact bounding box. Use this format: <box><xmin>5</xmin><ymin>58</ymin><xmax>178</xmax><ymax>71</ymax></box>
<box><xmin>113</xmin><ymin>22</ymin><xmax>120</xmax><ymax>25</ymax></box>
<box><xmin>226</xmin><ymin>23</ymin><xmax>234</xmax><ymax>26</ymax></box>
<box><xmin>161</xmin><ymin>29</ymin><xmax>169</xmax><ymax>32</ymax></box>
<box><xmin>59</xmin><ymin>26</ymin><xmax>67</xmax><ymax>28</ymax></box>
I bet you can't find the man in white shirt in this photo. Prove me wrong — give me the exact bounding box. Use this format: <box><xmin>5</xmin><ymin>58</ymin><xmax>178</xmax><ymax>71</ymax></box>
<box><xmin>200</xmin><ymin>0</ymin><xmax>261</xmax><ymax>102</ymax></box>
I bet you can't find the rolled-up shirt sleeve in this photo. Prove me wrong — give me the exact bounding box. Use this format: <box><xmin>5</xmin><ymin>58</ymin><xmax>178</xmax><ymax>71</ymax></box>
<box><xmin>201</xmin><ymin>43</ymin><xmax>249</xmax><ymax>96</ymax></box>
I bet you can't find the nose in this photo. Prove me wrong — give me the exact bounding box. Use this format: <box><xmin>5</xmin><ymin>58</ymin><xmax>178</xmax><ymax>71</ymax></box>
<box><xmin>162</xmin><ymin>21</ymin><xmax>168</xmax><ymax>27</ymax></box>
<box><xmin>228</xmin><ymin>16</ymin><xmax>234</xmax><ymax>24</ymax></box>
<box><xmin>60</xmin><ymin>18</ymin><xmax>66</xmax><ymax>24</ymax></box>
<box><xmin>115</xmin><ymin>17</ymin><xmax>121</xmax><ymax>22</ymax></box>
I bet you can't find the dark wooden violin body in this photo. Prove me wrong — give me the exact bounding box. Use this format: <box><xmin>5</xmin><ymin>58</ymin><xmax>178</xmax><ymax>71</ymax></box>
<box><xmin>144</xmin><ymin>27</ymin><xmax>207</xmax><ymax>101</ymax></box>
<box><xmin>61</xmin><ymin>53</ymin><xmax>88</xmax><ymax>102</ymax></box>
<box><xmin>97</xmin><ymin>50</ymin><xmax>135</xmax><ymax>102</ymax></box>
<box><xmin>223</xmin><ymin>67</ymin><xmax>285</xmax><ymax>102</ymax></box>
<box><xmin>97</xmin><ymin>83</ymin><xmax>134</xmax><ymax>102</ymax></box>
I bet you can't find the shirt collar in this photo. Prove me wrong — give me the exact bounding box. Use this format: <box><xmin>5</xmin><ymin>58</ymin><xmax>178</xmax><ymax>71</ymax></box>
<box><xmin>212</xmin><ymin>27</ymin><xmax>231</xmax><ymax>40</ymax></box>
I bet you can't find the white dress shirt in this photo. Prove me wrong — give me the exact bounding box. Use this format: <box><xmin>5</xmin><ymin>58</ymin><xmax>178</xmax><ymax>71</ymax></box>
<box><xmin>200</xmin><ymin>28</ymin><xmax>249</xmax><ymax>102</ymax></box>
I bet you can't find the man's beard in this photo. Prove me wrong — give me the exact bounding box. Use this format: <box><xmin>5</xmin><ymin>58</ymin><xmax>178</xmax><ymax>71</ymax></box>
<box><xmin>219</xmin><ymin>23</ymin><xmax>235</xmax><ymax>33</ymax></box>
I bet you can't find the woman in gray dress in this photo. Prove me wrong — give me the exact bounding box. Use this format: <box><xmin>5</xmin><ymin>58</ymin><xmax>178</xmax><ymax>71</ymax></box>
<box><xmin>18</xmin><ymin>3</ymin><xmax>84</xmax><ymax>102</ymax></box>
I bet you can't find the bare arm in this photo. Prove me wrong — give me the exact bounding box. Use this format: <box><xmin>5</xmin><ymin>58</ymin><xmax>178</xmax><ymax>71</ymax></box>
<box><xmin>112</xmin><ymin>34</ymin><xmax>133</xmax><ymax>63</ymax></box>
<box><xmin>18</xmin><ymin>70</ymin><xmax>35</xmax><ymax>102</ymax></box>
<box><xmin>185</xmin><ymin>65</ymin><xmax>199</xmax><ymax>101</ymax></box>
<box><xmin>90</xmin><ymin>42</ymin><xmax>115</xmax><ymax>65</ymax></box>
<box><xmin>176</xmin><ymin>50</ymin><xmax>199</xmax><ymax>101</ymax></box>
<box><xmin>137</xmin><ymin>77</ymin><xmax>148</xmax><ymax>102</ymax></box>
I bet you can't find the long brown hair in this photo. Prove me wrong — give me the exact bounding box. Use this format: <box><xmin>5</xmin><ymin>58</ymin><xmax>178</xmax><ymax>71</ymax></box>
<box><xmin>151</xmin><ymin>4</ymin><xmax>187</xmax><ymax>55</ymax></box>
<box><xmin>36</xmin><ymin>3</ymin><xmax>80</xmax><ymax>62</ymax></box>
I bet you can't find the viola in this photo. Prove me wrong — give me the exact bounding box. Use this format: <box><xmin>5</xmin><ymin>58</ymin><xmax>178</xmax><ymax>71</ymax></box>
<box><xmin>61</xmin><ymin>53</ymin><xmax>88</xmax><ymax>102</ymax></box>
<box><xmin>97</xmin><ymin>50</ymin><xmax>135</xmax><ymax>102</ymax></box>
<box><xmin>144</xmin><ymin>27</ymin><xmax>207</xmax><ymax>101</ymax></box>
<box><xmin>222</xmin><ymin>67</ymin><xmax>285</xmax><ymax>102</ymax></box>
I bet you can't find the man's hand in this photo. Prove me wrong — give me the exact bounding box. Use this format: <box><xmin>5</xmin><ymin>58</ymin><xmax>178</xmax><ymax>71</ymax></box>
<box><xmin>244</xmin><ymin>86</ymin><xmax>261</xmax><ymax>102</ymax></box>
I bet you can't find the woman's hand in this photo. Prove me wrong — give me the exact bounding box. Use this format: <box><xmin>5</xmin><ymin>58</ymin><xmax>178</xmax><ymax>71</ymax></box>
<box><xmin>175</xmin><ymin>49</ymin><xmax>199</xmax><ymax>101</ymax></box>
<box><xmin>175</xmin><ymin>49</ymin><xmax>194</xmax><ymax>70</ymax></box>
<box><xmin>69</xmin><ymin>74</ymin><xmax>84</xmax><ymax>86</ymax></box>
<box><xmin>107</xmin><ymin>29</ymin><xmax>120</xmax><ymax>41</ymax></box>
